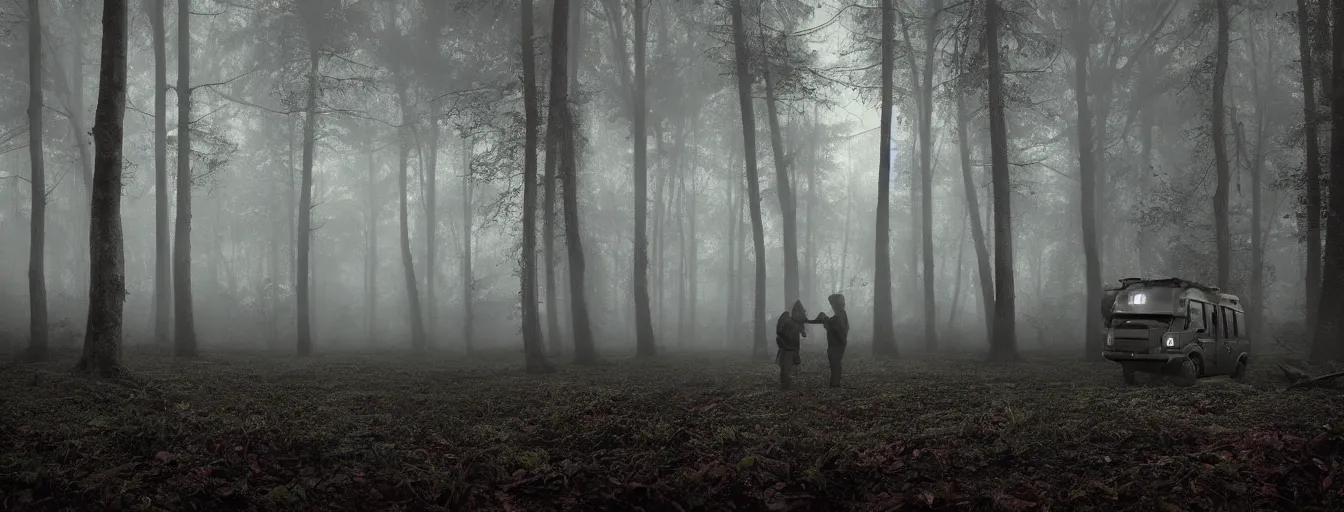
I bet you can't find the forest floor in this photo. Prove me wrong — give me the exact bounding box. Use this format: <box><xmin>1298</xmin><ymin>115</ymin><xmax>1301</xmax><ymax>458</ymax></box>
<box><xmin>2</xmin><ymin>347</ymin><xmax>1343</xmax><ymax>511</ymax></box>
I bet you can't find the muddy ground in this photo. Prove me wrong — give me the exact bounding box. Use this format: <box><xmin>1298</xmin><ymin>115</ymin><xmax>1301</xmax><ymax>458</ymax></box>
<box><xmin>2</xmin><ymin>348</ymin><xmax>1342</xmax><ymax>511</ymax></box>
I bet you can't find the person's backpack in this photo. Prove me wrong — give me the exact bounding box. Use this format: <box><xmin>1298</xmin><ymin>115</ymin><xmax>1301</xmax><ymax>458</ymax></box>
<box><xmin>775</xmin><ymin>312</ymin><xmax>790</xmax><ymax>348</ymax></box>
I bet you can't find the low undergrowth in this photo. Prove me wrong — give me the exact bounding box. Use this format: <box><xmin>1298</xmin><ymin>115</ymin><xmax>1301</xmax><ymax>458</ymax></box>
<box><xmin>2</xmin><ymin>348</ymin><xmax>1342</xmax><ymax>511</ymax></box>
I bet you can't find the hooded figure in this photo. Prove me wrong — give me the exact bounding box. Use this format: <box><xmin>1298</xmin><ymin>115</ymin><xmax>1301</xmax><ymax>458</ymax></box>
<box><xmin>811</xmin><ymin>293</ymin><xmax>850</xmax><ymax>387</ymax></box>
<box><xmin>775</xmin><ymin>300</ymin><xmax>808</xmax><ymax>389</ymax></box>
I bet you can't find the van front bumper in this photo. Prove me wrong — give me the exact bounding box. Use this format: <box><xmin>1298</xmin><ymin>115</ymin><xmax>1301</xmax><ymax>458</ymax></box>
<box><xmin>1103</xmin><ymin>351</ymin><xmax>1186</xmax><ymax>370</ymax></box>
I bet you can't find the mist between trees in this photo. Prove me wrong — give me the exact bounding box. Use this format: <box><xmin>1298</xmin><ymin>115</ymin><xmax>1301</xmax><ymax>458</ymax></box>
<box><xmin>1</xmin><ymin>0</ymin><xmax>1340</xmax><ymax>370</ymax></box>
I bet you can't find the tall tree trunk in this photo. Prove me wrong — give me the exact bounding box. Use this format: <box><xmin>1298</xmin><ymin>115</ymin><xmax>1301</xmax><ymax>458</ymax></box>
<box><xmin>919</xmin><ymin>0</ymin><xmax>941</xmax><ymax>351</ymax></box>
<box><xmin>839</xmin><ymin>167</ymin><xmax>854</xmax><ymax>288</ymax></box>
<box><xmin>907</xmin><ymin>123</ymin><xmax>919</xmax><ymax>309</ymax></box>
<box><xmin>688</xmin><ymin>122</ymin><xmax>699</xmax><ymax>346</ymax></box>
<box><xmin>551</xmin><ymin>0</ymin><xmax>598</xmax><ymax>363</ymax></box>
<box><xmin>296</xmin><ymin>47</ymin><xmax>321</xmax><ymax>357</ymax></box>
<box><xmin>267</xmin><ymin>103</ymin><xmax>282</xmax><ymax>348</ymax></box>
<box><xmin>762</xmin><ymin>63</ymin><xmax>800</xmax><ymax>306</ymax></box>
<box><xmin>75</xmin><ymin>0</ymin><xmax>129</xmax><ymax>376</ymax></box>
<box><xmin>653</xmin><ymin>125</ymin><xmax>667</xmax><ymax>338</ymax></box>
<box><xmin>173</xmin><ymin>0</ymin><xmax>197</xmax><ymax>358</ymax></box>
<box><xmin>545</xmin><ymin>0</ymin><xmax>581</xmax><ymax>360</ymax></box>
<box><xmin>1072</xmin><ymin>0</ymin><xmax>1103</xmax><ymax>360</ymax></box>
<box><xmin>425</xmin><ymin>103</ymin><xmax>439</xmax><ymax>347</ymax></box>
<box><xmin>955</xmin><ymin>72</ymin><xmax>995</xmax><ymax>343</ymax></box>
<box><xmin>872</xmin><ymin>0</ymin><xmax>898</xmax><ymax>357</ymax></box>
<box><xmin>396</xmin><ymin>117</ymin><xmax>427</xmax><ymax>353</ymax></box>
<box><xmin>1212</xmin><ymin>0</ymin><xmax>1231</xmax><ymax>291</ymax></box>
<box><xmin>736</xmin><ymin>173</ymin><xmax>748</xmax><ymax>343</ymax></box>
<box><xmin>947</xmin><ymin>210</ymin><xmax>968</xmax><ymax>334</ymax></box>
<box><xmin>675</xmin><ymin>166</ymin><xmax>687</xmax><ymax>346</ymax></box>
<box><xmin>804</xmin><ymin>107</ymin><xmax>818</xmax><ymax>302</ymax></box>
<box><xmin>1314</xmin><ymin>0</ymin><xmax>1344</xmax><ymax>360</ymax></box>
<box><xmin>986</xmin><ymin>0</ymin><xmax>1018</xmax><ymax>361</ymax></box>
<box><xmin>730</xmin><ymin>0</ymin><xmax>768</xmax><ymax>359</ymax></box>
<box><xmin>520</xmin><ymin>0</ymin><xmax>550</xmax><ymax>372</ymax></box>
<box><xmin>384</xmin><ymin>1</ymin><xmax>427</xmax><ymax>354</ymax></box>
<box><xmin>543</xmin><ymin>57</ymin><xmax>564</xmax><ymax>360</ymax></box>
<box><xmin>1247</xmin><ymin>22</ymin><xmax>1269</xmax><ymax>347</ymax></box>
<box><xmin>366</xmin><ymin>135</ymin><xmax>377</xmax><ymax>346</ymax></box>
<box><xmin>1137</xmin><ymin>49</ymin><xmax>1157</xmax><ymax>274</ymax></box>
<box><xmin>150</xmin><ymin>0</ymin><xmax>170</xmax><ymax>349</ymax></box>
<box><xmin>632</xmin><ymin>0</ymin><xmax>656</xmax><ymax>357</ymax></box>
<box><xmin>461</xmin><ymin>135</ymin><xmax>474</xmax><ymax>353</ymax></box>
<box><xmin>287</xmin><ymin>115</ymin><xmax>297</xmax><ymax>290</ymax></box>
<box><xmin>725</xmin><ymin>148</ymin><xmax>738</xmax><ymax>344</ymax></box>
<box><xmin>1302</xmin><ymin>0</ymin><xmax>1325</xmax><ymax>343</ymax></box>
<box><xmin>27</xmin><ymin>0</ymin><xmax>48</xmax><ymax>362</ymax></box>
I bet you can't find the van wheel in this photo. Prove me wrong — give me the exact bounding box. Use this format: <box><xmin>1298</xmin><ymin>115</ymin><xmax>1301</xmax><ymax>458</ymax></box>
<box><xmin>1231</xmin><ymin>358</ymin><xmax>1247</xmax><ymax>381</ymax></box>
<box><xmin>1122</xmin><ymin>365</ymin><xmax>1138</xmax><ymax>386</ymax></box>
<box><xmin>1173</xmin><ymin>357</ymin><xmax>1199</xmax><ymax>387</ymax></box>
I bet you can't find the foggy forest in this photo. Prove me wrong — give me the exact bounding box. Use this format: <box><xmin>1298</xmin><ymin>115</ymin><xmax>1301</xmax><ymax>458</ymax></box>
<box><xmin>3</xmin><ymin>0</ymin><xmax>1344</xmax><ymax>509</ymax></box>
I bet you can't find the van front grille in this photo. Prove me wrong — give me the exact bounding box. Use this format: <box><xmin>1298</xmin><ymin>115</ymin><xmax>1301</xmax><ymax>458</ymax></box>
<box><xmin>1113</xmin><ymin>338</ymin><xmax>1151</xmax><ymax>352</ymax></box>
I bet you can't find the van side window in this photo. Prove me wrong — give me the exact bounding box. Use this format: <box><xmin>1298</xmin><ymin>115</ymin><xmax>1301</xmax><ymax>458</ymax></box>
<box><xmin>1210</xmin><ymin>309</ymin><xmax>1220</xmax><ymax>337</ymax></box>
<box><xmin>1223</xmin><ymin>307</ymin><xmax>1236</xmax><ymax>338</ymax></box>
<box><xmin>1233</xmin><ymin>310</ymin><xmax>1245</xmax><ymax>338</ymax></box>
<box><xmin>1187</xmin><ymin>301</ymin><xmax>1205</xmax><ymax>331</ymax></box>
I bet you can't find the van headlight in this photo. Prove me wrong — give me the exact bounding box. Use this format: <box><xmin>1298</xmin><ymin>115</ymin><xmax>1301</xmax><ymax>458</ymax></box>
<box><xmin>1106</xmin><ymin>331</ymin><xmax>1114</xmax><ymax>347</ymax></box>
<box><xmin>1164</xmin><ymin>334</ymin><xmax>1176</xmax><ymax>348</ymax></box>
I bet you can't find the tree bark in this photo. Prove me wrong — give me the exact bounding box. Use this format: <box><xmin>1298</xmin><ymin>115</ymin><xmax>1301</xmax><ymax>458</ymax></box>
<box><xmin>1212</xmin><ymin>0</ymin><xmax>1231</xmax><ymax>291</ymax></box>
<box><xmin>520</xmin><ymin>0</ymin><xmax>550</xmax><ymax>372</ymax></box>
<box><xmin>1314</xmin><ymin>0</ymin><xmax>1344</xmax><ymax>360</ymax></box>
<box><xmin>27</xmin><ymin>0</ymin><xmax>48</xmax><ymax>362</ymax></box>
<box><xmin>872</xmin><ymin>0</ymin><xmax>898</xmax><ymax>357</ymax></box>
<box><xmin>725</xmin><ymin>148</ymin><xmax>738</xmax><ymax>345</ymax></box>
<box><xmin>551</xmin><ymin>0</ymin><xmax>598</xmax><ymax>363</ymax></box>
<box><xmin>296</xmin><ymin>47</ymin><xmax>322</xmax><ymax>356</ymax></box>
<box><xmin>947</xmin><ymin>210</ymin><xmax>968</xmax><ymax>334</ymax></box>
<box><xmin>804</xmin><ymin>113</ymin><xmax>817</xmax><ymax>302</ymax></box>
<box><xmin>543</xmin><ymin>29</ymin><xmax>564</xmax><ymax>360</ymax></box>
<box><xmin>955</xmin><ymin>80</ymin><xmax>994</xmax><ymax>343</ymax></box>
<box><xmin>986</xmin><ymin>0</ymin><xmax>1018</xmax><ymax>361</ymax></box>
<box><xmin>287</xmin><ymin>115</ymin><xmax>297</xmax><ymax>291</ymax></box>
<box><xmin>395</xmin><ymin>119</ymin><xmax>427</xmax><ymax>352</ymax></box>
<box><xmin>675</xmin><ymin>162</ymin><xmax>687</xmax><ymax>346</ymax></box>
<box><xmin>366</xmin><ymin>135</ymin><xmax>377</xmax><ymax>347</ymax></box>
<box><xmin>839</xmin><ymin>166</ymin><xmax>854</xmax><ymax>289</ymax></box>
<box><xmin>653</xmin><ymin>124</ymin><xmax>667</xmax><ymax>338</ymax></box>
<box><xmin>461</xmin><ymin>135</ymin><xmax>474</xmax><ymax>353</ymax></box>
<box><xmin>173</xmin><ymin>0</ymin><xmax>197</xmax><ymax>358</ymax></box>
<box><xmin>1301</xmin><ymin>0</ymin><xmax>1325</xmax><ymax>345</ymax></box>
<box><xmin>919</xmin><ymin>0</ymin><xmax>942</xmax><ymax>351</ymax></box>
<box><xmin>75</xmin><ymin>0</ymin><xmax>129</xmax><ymax>377</ymax></box>
<box><xmin>632</xmin><ymin>0</ymin><xmax>656</xmax><ymax>357</ymax></box>
<box><xmin>150</xmin><ymin>0</ymin><xmax>170</xmax><ymax>350</ymax></box>
<box><xmin>425</xmin><ymin>103</ymin><xmax>439</xmax><ymax>346</ymax></box>
<box><xmin>1072</xmin><ymin>0</ymin><xmax>1103</xmax><ymax>360</ymax></box>
<box><xmin>762</xmin><ymin>62</ymin><xmax>800</xmax><ymax>307</ymax></box>
<box><xmin>1137</xmin><ymin>48</ymin><xmax>1157</xmax><ymax>274</ymax></box>
<box><xmin>730</xmin><ymin>0</ymin><xmax>769</xmax><ymax>359</ymax></box>
<box><xmin>688</xmin><ymin>121</ymin><xmax>699</xmax><ymax>346</ymax></box>
<box><xmin>1245</xmin><ymin>18</ymin><xmax>1269</xmax><ymax>346</ymax></box>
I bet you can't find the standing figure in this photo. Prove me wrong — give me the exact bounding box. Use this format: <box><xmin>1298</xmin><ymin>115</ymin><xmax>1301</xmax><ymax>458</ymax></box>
<box><xmin>812</xmin><ymin>293</ymin><xmax>850</xmax><ymax>387</ymax></box>
<box><xmin>775</xmin><ymin>299</ymin><xmax>808</xmax><ymax>389</ymax></box>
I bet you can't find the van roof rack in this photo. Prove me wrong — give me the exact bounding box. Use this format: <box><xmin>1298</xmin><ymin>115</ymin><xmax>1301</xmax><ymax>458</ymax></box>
<box><xmin>1116</xmin><ymin>277</ymin><xmax>1219</xmax><ymax>293</ymax></box>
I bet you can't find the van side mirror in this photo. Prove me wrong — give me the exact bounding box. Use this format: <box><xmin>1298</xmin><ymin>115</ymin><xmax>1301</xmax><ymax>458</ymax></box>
<box><xmin>1195</xmin><ymin>327</ymin><xmax>1205</xmax><ymax>334</ymax></box>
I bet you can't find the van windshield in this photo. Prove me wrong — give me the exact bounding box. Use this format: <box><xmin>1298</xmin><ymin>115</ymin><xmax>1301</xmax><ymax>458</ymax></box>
<box><xmin>1109</xmin><ymin>314</ymin><xmax>1175</xmax><ymax>330</ymax></box>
